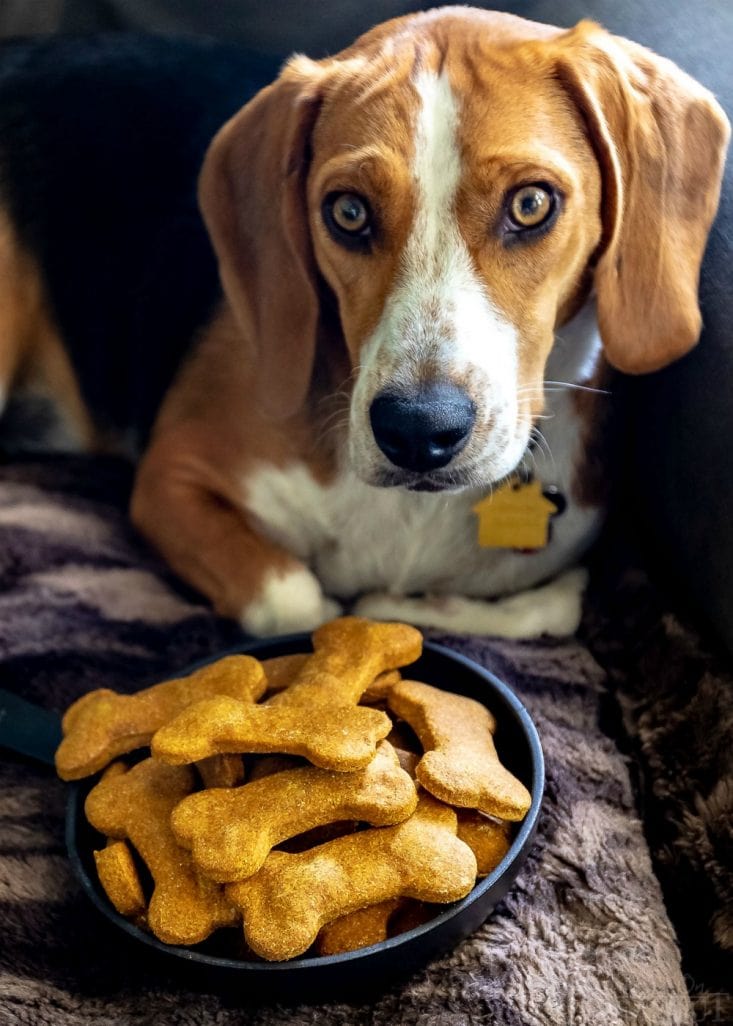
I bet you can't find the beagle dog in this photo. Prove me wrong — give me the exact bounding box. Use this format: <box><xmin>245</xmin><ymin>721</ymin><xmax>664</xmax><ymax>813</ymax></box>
<box><xmin>0</xmin><ymin>9</ymin><xmax>728</xmax><ymax>638</ymax></box>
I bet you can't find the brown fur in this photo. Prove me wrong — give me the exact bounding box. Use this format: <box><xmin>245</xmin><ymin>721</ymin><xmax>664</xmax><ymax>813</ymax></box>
<box><xmin>555</xmin><ymin>22</ymin><xmax>730</xmax><ymax>373</ymax></box>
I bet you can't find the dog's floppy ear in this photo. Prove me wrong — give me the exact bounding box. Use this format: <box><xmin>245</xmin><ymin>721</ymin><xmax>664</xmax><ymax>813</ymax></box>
<box><xmin>555</xmin><ymin>23</ymin><xmax>730</xmax><ymax>374</ymax></box>
<box><xmin>199</xmin><ymin>57</ymin><xmax>327</xmax><ymax>418</ymax></box>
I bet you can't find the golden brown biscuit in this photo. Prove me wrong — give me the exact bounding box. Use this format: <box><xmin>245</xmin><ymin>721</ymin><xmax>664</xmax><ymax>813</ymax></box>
<box><xmin>226</xmin><ymin>794</ymin><xmax>477</xmax><ymax>961</ymax></box>
<box><xmin>172</xmin><ymin>741</ymin><xmax>417</xmax><ymax>882</ymax></box>
<box><xmin>62</xmin><ymin>689</ymin><xmax>115</xmax><ymax>734</ymax></box>
<box><xmin>67</xmin><ymin>616</ymin><xmax>526</xmax><ymax>961</ymax></box>
<box><xmin>266</xmin><ymin>617</ymin><xmax>422</xmax><ymax>708</ymax></box>
<box><xmin>263</xmin><ymin>654</ymin><xmax>400</xmax><ymax>705</ymax></box>
<box><xmin>85</xmin><ymin>758</ymin><xmax>238</xmax><ymax>944</ymax></box>
<box><xmin>456</xmin><ymin>811</ymin><xmax>512</xmax><ymax>876</ymax></box>
<box><xmin>388</xmin><ymin>681</ymin><xmax>531</xmax><ymax>820</ymax></box>
<box><xmin>151</xmin><ymin>618</ymin><xmax>419</xmax><ymax>772</ymax></box>
<box><xmin>93</xmin><ymin>840</ymin><xmax>146</xmax><ymax>918</ymax></box>
<box><xmin>56</xmin><ymin>655</ymin><xmax>266</xmax><ymax>780</ymax></box>
<box><xmin>316</xmin><ymin>899</ymin><xmax>401</xmax><ymax>955</ymax></box>
<box><xmin>151</xmin><ymin>695</ymin><xmax>391</xmax><ymax>772</ymax></box>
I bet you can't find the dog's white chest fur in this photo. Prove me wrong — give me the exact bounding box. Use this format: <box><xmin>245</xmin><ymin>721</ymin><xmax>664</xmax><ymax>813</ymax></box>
<box><xmin>243</xmin><ymin>306</ymin><xmax>605</xmax><ymax>605</ymax></box>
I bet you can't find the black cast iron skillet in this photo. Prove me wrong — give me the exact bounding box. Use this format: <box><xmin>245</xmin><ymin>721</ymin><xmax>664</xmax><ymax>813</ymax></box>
<box><xmin>0</xmin><ymin>636</ymin><xmax>544</xmax><ymax>1002</ymax></box>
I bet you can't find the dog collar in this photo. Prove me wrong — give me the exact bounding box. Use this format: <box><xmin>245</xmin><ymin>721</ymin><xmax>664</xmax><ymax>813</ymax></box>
<box><xmin>473</xmin><ymin>473</ymin><xmax>566</xmax><ymax>552</ymax></box>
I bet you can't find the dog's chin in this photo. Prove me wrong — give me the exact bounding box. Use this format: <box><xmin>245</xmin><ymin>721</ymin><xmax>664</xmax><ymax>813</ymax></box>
<box><xmin>364</xmin><ymin>467</ymin><xmax>477</xmax><ymax>493</ymax></box>
<box><xmin>356</xmin><ymin>452</ymin><xmax>530</xmax><ymax>493</ymax></box>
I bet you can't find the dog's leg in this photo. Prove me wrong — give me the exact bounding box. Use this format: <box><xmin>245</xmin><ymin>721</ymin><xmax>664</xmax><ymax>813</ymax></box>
<box><xmin>352</xmin><ymin>567</ymin><xmax>588</xmax><ymax>638</ymax></box>
<box><xmin>0</xmin><ymin>210</ymin><xmax>44</xmax><ymax>415</ymax></box>
<box><xmin>131</xmin><ymin>445</ymin><xmax>341</xmax><ymax>636</ymax></box>
<box><xmin>0</xmin><ymin>209</ymin><xmax>96</xmax><ymax>448</ymax></box>
<box><xmin>0</xmin><ymin>211</ymin><xmax>29</xmax><ymax>408</ymax></box>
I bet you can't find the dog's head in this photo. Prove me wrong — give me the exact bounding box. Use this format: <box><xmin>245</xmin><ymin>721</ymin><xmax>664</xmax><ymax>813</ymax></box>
<box><xmin>199</xmin><ymin>6</ymin><xmax>729</xmax><ymax>492</ymax></box>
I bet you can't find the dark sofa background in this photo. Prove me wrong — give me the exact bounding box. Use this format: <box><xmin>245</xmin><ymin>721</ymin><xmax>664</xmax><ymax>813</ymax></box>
<box><xmin>2</xmin><ymin>0</ymin><xmax>732</xmax><ymax>655</ymax></box>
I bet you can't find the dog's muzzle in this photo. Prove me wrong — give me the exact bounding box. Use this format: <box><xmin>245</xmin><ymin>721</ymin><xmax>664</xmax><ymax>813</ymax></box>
<box><xmin>369</xmin><ymin>383</ymin><xmax>476</xmax><ymax>473</ymax></box>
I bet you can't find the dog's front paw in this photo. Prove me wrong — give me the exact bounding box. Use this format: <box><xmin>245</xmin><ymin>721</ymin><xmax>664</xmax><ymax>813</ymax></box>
<box><xmin>352</xmin><ymin>592</ymin><xmax>434</xmax><ymax>623</ymax></box>
<box><xmin>353</xmin><ymin>567</ymin><xmax>589</xmax><ymax>638</ymax></box>
<box><xmin>240</xmin><ymin>567</ymin><xmax>342</xmax><ymax>637</ymax></box>
<box><xmin>353</xmin><ymin>591</ymin><xmax>467</xmax><ymax>629</ymax></box>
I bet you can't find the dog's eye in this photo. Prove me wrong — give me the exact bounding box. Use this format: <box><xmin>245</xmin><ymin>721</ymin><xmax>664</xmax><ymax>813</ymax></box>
<box><xmin>506</xmin><ymin>184</ymin><xmax>556</xmax><ymax>230</ymax></box>
<box><xmin>323</xmin><ymin>192</ymin><xmax>372</xmax><ymax>249</ymax></box>
<box><xmin>331</xmin><ymin>193</ymin><xmax>369</xmax><ymax>233</ymax></box>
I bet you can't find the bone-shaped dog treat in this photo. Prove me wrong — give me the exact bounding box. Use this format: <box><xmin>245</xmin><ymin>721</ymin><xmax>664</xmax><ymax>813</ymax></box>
<box><xmin>85</xmin><ymin>758</ymin><xmax>238</xmax><ymax>944</ymax></box>
<box><xmin>266</xmin><ymin>617</ymin><xmax>422</xmax><ymax>708</ymax></box>
<box><xmin>56</xmin><ymin>655</ymin><xmax>266</xmax><ymax>780</ymax></box>
<box><xmin>93</xmin><ymin>840</ymin><xmax>146</xmax><ymax>918</ymax></box>
<box><xmin>151</xmin><ymin>695</ymin><xmax>392</xmax><ymax>771</ymax></box>
<box><xmin>263</xmin><ymin>654</ymin><xmax>401</xmax><ymax>706</ymax></box>
<box><xmin>316</xmin><ymin>899</ymin><xmax>401</xmax><ymax>955</ymax></box>
<box><xmin>263</xmin><ymin>653</ymin><xmax>400</xmax><ymax>704</ymax></box>
<box><xmin>226</xmin><ymin>794</ymin><xmax>477</xmax><ymax>960</ymax></box>
<box><xmin>388</xmin><ymin>680</ymin><xmax>532</xmax><ymax>821</ymax></box>
<box><xmin>456</xmin><ymin>811</ymin><xmax>512</xmax><ymax>876</ymax></box>
<box><xmin>152</xmin><ymin>618</ymin><xmax>418</xmax><ymax>771</ymax></box>
<box><xmin>172</xmin><ymin>741</ymin><xmax>417</xmax><ymax>882</ymax></box>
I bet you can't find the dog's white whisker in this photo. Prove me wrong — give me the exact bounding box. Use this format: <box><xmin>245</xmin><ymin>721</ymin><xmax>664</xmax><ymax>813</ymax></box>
<box><xmin>543</xmin><ymin>380</ymin><xmax>611</xmax><ymax>396</ymax></box>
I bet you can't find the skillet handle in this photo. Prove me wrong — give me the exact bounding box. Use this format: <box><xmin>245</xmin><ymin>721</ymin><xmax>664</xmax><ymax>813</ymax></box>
<box><xmin>0</xmin><ymin>687</ymin><xmax>62</xmax><ymax>767</ymax></box>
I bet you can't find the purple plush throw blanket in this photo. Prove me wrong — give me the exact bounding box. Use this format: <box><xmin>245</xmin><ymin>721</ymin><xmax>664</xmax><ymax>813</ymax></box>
<box><xmin>1</xmin><ymin>457</ymin><xmax>731</xmax><ymax>1025</ymax></box>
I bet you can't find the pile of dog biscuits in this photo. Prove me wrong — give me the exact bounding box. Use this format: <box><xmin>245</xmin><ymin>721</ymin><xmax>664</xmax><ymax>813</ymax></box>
<box><xmin>55</xmin><ymin>616</ymin><xmax>531</xmax><ymax>960</ymax></box>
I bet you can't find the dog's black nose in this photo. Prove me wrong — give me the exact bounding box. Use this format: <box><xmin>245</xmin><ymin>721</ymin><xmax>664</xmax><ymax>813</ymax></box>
<box><xmin>369</xmin><ymin>384</ymin><xmax>476</xmax><ymax>473</ymax></box>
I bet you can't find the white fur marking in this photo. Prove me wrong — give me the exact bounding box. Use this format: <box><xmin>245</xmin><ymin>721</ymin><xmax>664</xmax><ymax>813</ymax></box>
<box><xmin>412</xmin><ymin>70</ymin><xmax>463</xmax><ymax>267</ymax></box>
<box><xmin>240</xmin><ymin>566</ymin><xmax>342</xmax><ymax>637</ymax></box>
<box><xmin>353</xmin><ymin>568</ymin><xmax>589</xmax><ymax>638</ymax></box>
<box><xmin>349</xmin><ymin>69</ymin><xmax>523</xmax><ymax>485</ymax></box>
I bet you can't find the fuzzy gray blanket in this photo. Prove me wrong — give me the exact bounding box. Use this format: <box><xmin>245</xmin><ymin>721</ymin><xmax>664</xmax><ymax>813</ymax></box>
<box><xmin>1</xmin><ymin>457</ymin><xmax>730</xmax><ymax>1026</ymax></box>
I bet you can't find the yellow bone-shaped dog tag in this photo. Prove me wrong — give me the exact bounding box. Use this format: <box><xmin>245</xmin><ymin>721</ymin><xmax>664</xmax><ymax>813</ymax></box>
<box><xmin>473</xmin><ymin>478</ymin><xmax>557</xmax><ymax>550</ymax></box>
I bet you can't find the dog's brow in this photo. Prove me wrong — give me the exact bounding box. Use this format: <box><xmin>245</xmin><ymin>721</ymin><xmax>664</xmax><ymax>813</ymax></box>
<box><xmin>470</xmin><ymin>151</ymin><xmax>580</xmax><ymax>188</ymax></box>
